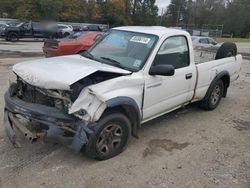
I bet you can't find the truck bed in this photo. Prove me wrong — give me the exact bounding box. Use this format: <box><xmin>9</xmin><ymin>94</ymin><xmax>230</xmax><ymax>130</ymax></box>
<box><xmin>193</xmin><ymin>55</ymin><xmax>242</xmax><ymax>101</ymax></box>
<box><xmin>194</xmin><ymin>48</ymin><xmax>217</xmax><ymax>64</ymax></box>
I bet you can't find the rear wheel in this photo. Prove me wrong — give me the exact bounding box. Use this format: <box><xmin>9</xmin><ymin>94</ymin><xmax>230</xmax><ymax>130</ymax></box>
<box><xmin>200</xmin><ymin>80</ymin><xmax>224</xmax><ymax>110</ymax></box>
<box><xmin>85</xmin><ymin>113</ymin><xmax>131</xmax><ymax>160</ymax></box>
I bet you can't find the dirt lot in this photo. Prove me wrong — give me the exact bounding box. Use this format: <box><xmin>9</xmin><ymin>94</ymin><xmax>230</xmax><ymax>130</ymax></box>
<box><xmin>0</xmin><ymin>40</ymin><xmax>250</xmax><ymax>188</ymax></box>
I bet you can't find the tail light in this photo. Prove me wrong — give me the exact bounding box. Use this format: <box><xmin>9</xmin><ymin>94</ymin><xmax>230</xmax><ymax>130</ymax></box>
<box><xmin>44</xmin><ymin>40</ymin><xmax>59</xmax><ymax>49</ymax></box>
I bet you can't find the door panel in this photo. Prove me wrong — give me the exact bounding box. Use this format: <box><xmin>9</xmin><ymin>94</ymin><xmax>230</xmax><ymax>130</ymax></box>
<box><xmin>143</xmin><ymin>35</ymin><xmax>195</xmax><ymax>120</ymax></box>
<box><xmin>143</xmin><ymin>65</ymin><xmax>195</xmax><ymax>120</ymax></box>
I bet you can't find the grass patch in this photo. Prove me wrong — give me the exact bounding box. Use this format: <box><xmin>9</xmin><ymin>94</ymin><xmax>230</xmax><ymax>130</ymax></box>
<box><xmin>215</xmin><ymin>38</ymin><xmax>250</xmax><ymax>43</ymax></box>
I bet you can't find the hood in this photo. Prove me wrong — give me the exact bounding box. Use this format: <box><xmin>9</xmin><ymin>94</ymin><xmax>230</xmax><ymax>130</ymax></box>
<box><xmin>13</xmin><ymin>55</ymin><xmax>131</xmax><ymax>90</ymax></box>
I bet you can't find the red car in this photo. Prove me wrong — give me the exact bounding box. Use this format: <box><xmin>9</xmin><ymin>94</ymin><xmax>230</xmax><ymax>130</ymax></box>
<box><xmin>43</xmin><ymin>31</ymin><xmax>102</xmax><ymax>57</ymax></box>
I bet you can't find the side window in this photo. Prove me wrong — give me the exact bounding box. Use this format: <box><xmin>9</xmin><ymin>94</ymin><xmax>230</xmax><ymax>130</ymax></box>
<box><xmin>22</xmin><ymin>23</ymin><xmax>29</xmax><ymax>29</ymax></box>
<box><xmin>58</xmin><ymin>26</ymin><xmax>66</xmax><ymax>29</ymax></box>
<box><xmin>199</xmin><ymin>38</ymin><xmax>209</xmax><ymax>44</ymax></box>
<box><xmin>153</xmin><ymin>36</ymin><xmax>189</xmax><ymax>69</ymax></box>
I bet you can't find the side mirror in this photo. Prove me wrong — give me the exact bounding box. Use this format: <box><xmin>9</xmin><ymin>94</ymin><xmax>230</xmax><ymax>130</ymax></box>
<box><xmin>149</xmin><ymin>64</ymin><xmax>175</xmax><ymax>76</ymax></box>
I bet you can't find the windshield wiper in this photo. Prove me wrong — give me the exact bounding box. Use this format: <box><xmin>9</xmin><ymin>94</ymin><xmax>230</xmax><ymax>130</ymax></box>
<box><xmin>100</xmin><ymin>57</ymin><xmax>125</xmax><ymax>69</ymax></box>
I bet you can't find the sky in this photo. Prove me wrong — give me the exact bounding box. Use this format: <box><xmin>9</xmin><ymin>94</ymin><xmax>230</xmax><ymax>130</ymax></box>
<box><xmin>155</xmin><ymin>0</ymin><xmax>171</xmax><ymax>12</ymax></box>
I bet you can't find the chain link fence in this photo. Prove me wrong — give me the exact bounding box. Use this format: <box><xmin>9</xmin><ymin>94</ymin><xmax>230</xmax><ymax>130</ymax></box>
<box><xmin>179</xmin><ymin>24</ymin><xmax>223</xmax><ymax>37</ymax></box>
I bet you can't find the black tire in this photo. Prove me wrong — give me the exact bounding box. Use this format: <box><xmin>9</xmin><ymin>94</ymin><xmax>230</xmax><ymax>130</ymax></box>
<box><xmin>200</xmin><ymin>79</ymin><xmax>224</xmax><ymax>110</ymax></box>
<box><xmin>215</xmin><ymin>42</ymin><xmax>237</xmax><ymax>60</ymax></box>
<box><xmin>8</xmin><ymin>32</ymin><xmax>19</xmax><ymax>42</ymax></box>
<box><xmin>85</xmin><ymin>113</ymin><xmax>131</xmax><ymax>160</ymax></box>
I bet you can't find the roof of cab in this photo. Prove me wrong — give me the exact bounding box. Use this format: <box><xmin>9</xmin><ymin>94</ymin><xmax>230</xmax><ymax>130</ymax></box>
<box><xmin>113</xmin><ymin>26</ymin><xmax>188</xmax><ymax>38</ymax></box>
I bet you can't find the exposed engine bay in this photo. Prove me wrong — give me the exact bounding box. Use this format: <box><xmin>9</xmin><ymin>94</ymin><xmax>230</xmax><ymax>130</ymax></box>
<box><xmin>12</xmin><ymin>71</ymin><xmax>123</xmax><ymax>113</ymax></box>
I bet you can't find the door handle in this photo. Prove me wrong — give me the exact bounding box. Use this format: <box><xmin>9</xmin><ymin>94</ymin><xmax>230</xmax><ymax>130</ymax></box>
<box><xmin>185</xmin><ymin>73</ymin><xmax>192</xmax><ymax>79</ymax></box>
<box><xmin>147</xmin><ymin>83</ymin><xmax>162</xmax><ymax>89</ymax></box>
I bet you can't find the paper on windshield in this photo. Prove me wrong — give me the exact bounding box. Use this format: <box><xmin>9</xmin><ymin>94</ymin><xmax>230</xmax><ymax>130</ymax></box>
<box><xmin>130</xmin><ymin>36</ymin><xmax>151</xmax><ymax>44</ymax></box>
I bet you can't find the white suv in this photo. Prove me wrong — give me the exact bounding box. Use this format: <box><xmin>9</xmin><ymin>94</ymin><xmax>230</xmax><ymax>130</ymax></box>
<box><xmin>57</xmin><ymin>24</ymin><xmax>74</xmax><ymax>37</ymax></box>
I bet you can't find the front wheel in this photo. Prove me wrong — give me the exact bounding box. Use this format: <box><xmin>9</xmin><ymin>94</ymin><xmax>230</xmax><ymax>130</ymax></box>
<box><xmin>85</xmin><ymin>113</ymin><xmax>131</xmax><ymax>160</ymax></box>
<box><xmin>200</xmin><ymin>80</ymin><xmax>224</xmax><ymax>110</ymax></box>
<box><xmin>8</xmin><ymin>32</ymin><xmax>19</xmax><ymax>42</ymax></box>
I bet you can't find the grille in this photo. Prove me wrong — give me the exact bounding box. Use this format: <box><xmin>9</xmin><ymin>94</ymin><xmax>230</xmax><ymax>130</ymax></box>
<box><xmin>17</xmin><ymin>79</ymin><xmax>55</xmax><ymax>107</ymax></box>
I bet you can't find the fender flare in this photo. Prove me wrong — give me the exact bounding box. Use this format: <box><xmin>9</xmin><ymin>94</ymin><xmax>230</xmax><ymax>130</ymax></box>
<box><xmin>106</xmin><ymin>96</ymin><xmax>141</xmax><ymax>137</ymax></box>
<box><xmin>203</xmin><ymin>71</ymin><xmax>230</xmax><ymax>100</ymax></box>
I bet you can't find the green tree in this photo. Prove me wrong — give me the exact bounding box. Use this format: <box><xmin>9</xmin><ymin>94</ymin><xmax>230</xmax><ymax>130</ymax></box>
<box><xmin>0</xmin><ymin>0</ymin><xmax>19</xmax><ymax>18</ymax></box>
<box><xmin>132</xmin><ymin>0</ymin><xmax>158</xmax><ymax>25</ymax></box>
<box><xmin>15</xmin><ymin>0</ymin><xmax>62</xmax><ymax>20</ymax></box>
<box><xmin>165</xmin><ymin>0</ymin><xmax>188</xmax><ymax>26</ymax></box>
<box><xmin>59</xmin><ymin>0</ymin><xmax>86</xmax><ymax>22</ymax></box>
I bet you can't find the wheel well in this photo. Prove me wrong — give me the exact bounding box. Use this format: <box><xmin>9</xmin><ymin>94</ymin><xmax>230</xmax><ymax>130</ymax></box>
<box><xmin>9</xmin><ymin>32</ymin><xmax>18</xmax><ymax>36</ymax></box>
<box><xmin>219</xmin><ymin>75</ymin><xmax>230</xmax><ymax>97</ymax></box>
<box><xmin>101</xmin><ymin>105</ymin><xmax>140</xmax><ymax>138</ymax></box>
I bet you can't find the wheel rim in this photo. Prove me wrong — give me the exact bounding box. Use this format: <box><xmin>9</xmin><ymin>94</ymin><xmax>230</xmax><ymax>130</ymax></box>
<box><xmin>96</xmin><ymin>123</ymin><xmax>123</xmax><ymax>155</ymax></box>
<box><xmin>210</xmin><ymin>85</ymin><xmax>221</xmax><ymax>106</ymax></box>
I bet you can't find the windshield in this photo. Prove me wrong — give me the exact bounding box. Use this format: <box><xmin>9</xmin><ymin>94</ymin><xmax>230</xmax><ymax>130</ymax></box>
<box><xmin>86</xmin><ymin>30</ymin><xmax>158</xmax><ymax>71</ymax></box>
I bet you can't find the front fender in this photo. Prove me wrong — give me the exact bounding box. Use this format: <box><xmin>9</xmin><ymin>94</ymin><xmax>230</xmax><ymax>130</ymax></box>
<box><xmin>106</xmin><ymin>96</ymin><xmax>141</xmax><ymax>137</ymax></box>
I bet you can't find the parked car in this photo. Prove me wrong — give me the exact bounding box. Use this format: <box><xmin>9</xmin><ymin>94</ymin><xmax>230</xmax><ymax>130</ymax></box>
<box><xmin>83</xmin><ymin>25</ymin><xmax>102</xmax><ymax>31</ymax></box>
<box><xmin>4</xmin><ymin>26</ymin><xmax>241</xmax><ymax>160</ymax></box>
<box><xmin>191</xmin><ymin>36</ymin><xmax>237</xmax><ymax>61</ymax></box>
<box><xmin>1</xmin><ymin>21</ymin><xmax>58</xmax><ymax>41</ymax></box>
<box><xmin>191</xmin><ymin>36</ymin><xmax>218</xmax><ymax>48</ymax></box>
<box><xmin>43</xmin><ymin>31</ymin><xmax>102</xmax><ymax>57</ymax></box>
<box><xmin>57</xmin><ymin>24</ymin><xmax>74</xmax><ymax>37</ymax></box>
<box><xmin>72</xmin><ymin>25</ymin><xmax>82</xmax><ymax>32</ymax></box>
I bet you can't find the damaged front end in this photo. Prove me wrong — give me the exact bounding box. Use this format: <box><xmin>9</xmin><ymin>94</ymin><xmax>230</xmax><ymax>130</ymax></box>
<box><xmin>4</xmin><ymin>70</ymin><xmax>124</xmax><ymax>152</ymax></box>
<box><xmin>4</xmin><ymin>79</ymin><xmax>93</xmax><ymax>152</ymax></box>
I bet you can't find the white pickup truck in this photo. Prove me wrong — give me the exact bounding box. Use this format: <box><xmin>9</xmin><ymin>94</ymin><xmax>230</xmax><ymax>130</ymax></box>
<box><xmin>4</xmin><ymin>26</ymin><xmax>242</xmax><ymax>160</ymax></box>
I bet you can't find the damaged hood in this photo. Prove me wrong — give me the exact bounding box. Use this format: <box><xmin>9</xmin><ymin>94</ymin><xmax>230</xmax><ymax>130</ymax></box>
<box><xmin>13</xmin><ymin>55</ymin><xmax>131</xmax><ymax>90</ymax></box>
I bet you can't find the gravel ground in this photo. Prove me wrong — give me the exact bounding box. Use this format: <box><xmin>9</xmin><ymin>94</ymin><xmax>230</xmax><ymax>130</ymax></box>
<box><xmin>0</xmin><ymin>40</ymin><xmax>249</xmax><ymax>188</ymax></box>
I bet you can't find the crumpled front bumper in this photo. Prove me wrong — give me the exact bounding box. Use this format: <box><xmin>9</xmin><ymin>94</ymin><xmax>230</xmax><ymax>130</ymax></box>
<box><xmin>4</xmin><ymin>90</ymin><xmax>93</xmax><ymax>152</ymax></box>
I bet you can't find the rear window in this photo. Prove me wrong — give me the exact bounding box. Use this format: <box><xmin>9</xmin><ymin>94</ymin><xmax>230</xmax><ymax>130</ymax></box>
<box><xmin>58</xmin><ymin>25</ymin><xmax>67</xmax><ymax>29</ymax></box>
<box><xmin>66</xmin><ymin>32</ymin><xmax>86</xmax><ymax>39</ymax></box>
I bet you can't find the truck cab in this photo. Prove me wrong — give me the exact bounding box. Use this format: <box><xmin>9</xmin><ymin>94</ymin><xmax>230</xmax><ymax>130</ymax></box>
<box><xmin>2</xmin><ymin>21</ymin><xmax>57</xmax><ymax>41</ymax></box>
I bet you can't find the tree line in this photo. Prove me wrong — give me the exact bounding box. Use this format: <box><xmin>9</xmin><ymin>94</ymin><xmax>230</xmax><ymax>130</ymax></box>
<box><xmin>165</xmin><ymin>0</ymin><xmax>250</xmax><ymax>37</ymax></box>
<box><xmin>0</xmin><ymin>0</ymin><xmax>159</xmax><ymax>26</ymax></box>
<box><xmin>0</xmin><ymin>0</ymin><xmax>249</xmax><ymax>37</ymax></box>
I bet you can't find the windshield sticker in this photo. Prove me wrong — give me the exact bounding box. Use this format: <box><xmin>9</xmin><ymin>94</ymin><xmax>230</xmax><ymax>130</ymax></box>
<box><xmin>130</xmin><ymin>36</ymin><xmax>151</xmax><ymax>44</ymax></box>
<box><xmin>133</xmin><ymin>60</ymin><xmax>141</xmax><ymax>68</ymax></box>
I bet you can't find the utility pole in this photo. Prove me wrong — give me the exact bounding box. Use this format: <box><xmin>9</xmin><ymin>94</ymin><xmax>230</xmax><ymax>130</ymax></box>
<box><xmin>176</xmin><ymin>5</ymin><xmax>181</xmax><ymax>27</ymax></box>
<box><xmin>160</xmin><ymin>8</ymin><xmax>164</xmax><ymax>26</ymax></box>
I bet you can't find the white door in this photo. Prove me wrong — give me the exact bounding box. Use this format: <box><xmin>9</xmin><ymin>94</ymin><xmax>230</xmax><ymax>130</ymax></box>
<box><xmin>143</xmin><ymin>36</ymin><xmax>196</xmax><ymax>120</ymax></box>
